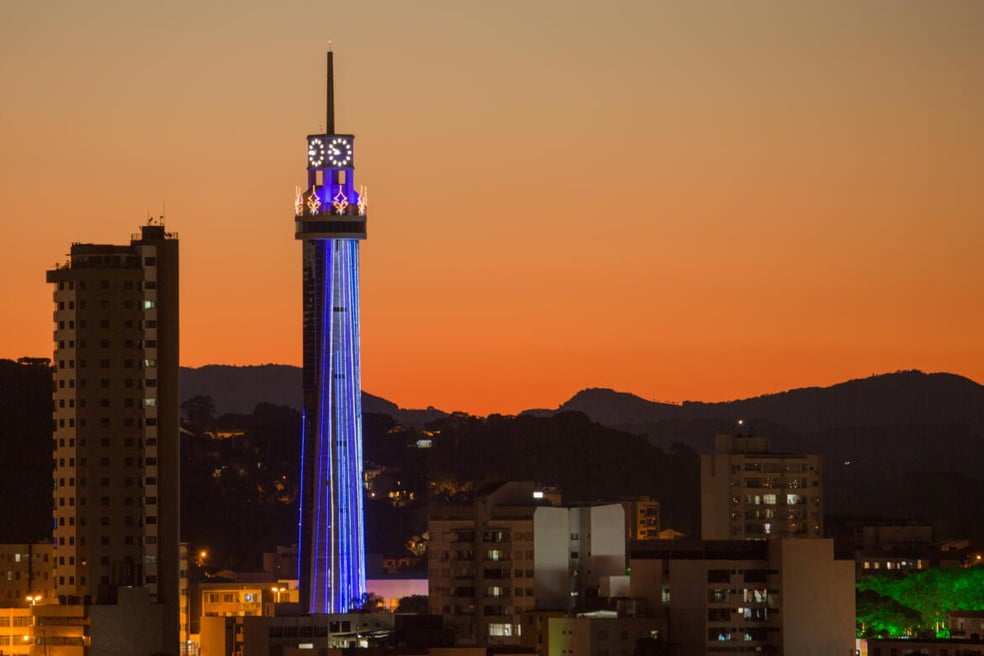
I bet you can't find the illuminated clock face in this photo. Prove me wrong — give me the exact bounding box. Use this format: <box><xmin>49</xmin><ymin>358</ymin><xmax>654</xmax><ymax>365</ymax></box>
<box><xmin>308</xmin><ymin>138</ymin><xmax>325</xmax><ymax>167</ymax></box>
<box><xmin>327</xmin><ymin>137</ymin><xmax>353</xmax><ymax>167</ymax></box>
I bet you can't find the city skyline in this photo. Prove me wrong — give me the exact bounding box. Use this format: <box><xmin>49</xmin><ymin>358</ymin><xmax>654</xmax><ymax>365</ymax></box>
<box><xmin>3</xmin><ymin>1</ymin><xmax>983</xmax><ymax>415</ymax></box>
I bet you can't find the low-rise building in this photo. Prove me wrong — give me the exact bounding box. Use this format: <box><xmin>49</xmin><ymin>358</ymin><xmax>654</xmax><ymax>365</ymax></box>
<box><xmin>200</xmin><ymin>581</ymin><xmax>299</xmax><ymax>621</ymax></box>
<box><xmin>428</xmin><ymin>481</ymin><xmax>625</xmax><ymax>647</ymax></box>
<box><xmin>630</xmin><ymin>538</ymin><xmax>854</xmax><ymax>655</ymax></box>
<box><xmin>546</xmin><ymin>612</ymin><xmax>664</xmax><ymax>656</ymax></box>
<box><xmin>0</xmin><ymin>607</ymin><xmax>34</xmax><ymax>655</ymax></box>
<box><xmin>199</xmin><ymin>612</ymin><xmax>395</xmax><ymax>656</ymax></box>
<box><xmin>4</xmin><ymin>587</ymin><xmax>166</xmax><ymax>656</ymax></box>
<box><xmin>865</xmin><ymin>637</ymin><xmax>984</xmax><ymax>656</ymax></box>
<box><xmin>619</xmin><ymin>498</ymin><xmax>661</xmax><ymax>542</ymax></box>
<box><xmin>951</xmin><ymin>610</ymin><xmax>984</xmax><ymax>639</ymax></box>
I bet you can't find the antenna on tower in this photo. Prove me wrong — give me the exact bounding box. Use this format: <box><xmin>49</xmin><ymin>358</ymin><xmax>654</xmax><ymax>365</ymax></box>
<box><xmin>326</xmin><ymin>48</ymin><xmax>335</xmax><ymax>135</ymax></box>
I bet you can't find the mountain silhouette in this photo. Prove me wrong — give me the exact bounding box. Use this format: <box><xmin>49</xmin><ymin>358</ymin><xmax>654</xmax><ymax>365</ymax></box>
<box><xmin>179</xmin><ymin>364</ymin><xmax>443</xmax><ymax>425</ymax></box>
<box><xmin>553</xmin><ymin>371</ymin><xmax>984</xmax><ymax>435</ymax></box>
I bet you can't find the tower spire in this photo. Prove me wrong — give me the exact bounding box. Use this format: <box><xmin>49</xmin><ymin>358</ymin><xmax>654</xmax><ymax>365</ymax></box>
<box><xmin>326</xmin><ymin>49</ymin><xmax>335</xmax><ymax>135</ymax></box>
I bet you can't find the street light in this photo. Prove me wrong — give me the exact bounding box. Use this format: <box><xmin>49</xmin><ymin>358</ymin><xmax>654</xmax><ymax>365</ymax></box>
<box><xmin>26</xmin><ymin>595</ymin><xmax>43</xmax><ymax>656</ymax></box>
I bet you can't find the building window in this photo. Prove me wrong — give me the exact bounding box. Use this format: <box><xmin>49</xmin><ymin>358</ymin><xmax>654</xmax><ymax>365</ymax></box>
<box><xmin>488</xmin><ymin>623</ymin><xmax>512</xmax><ymax>637</ymax></box>
<box><xmin>708</xmin><ymin>589</ymin><xmax>730</xmax><ymax>603</ymax></box>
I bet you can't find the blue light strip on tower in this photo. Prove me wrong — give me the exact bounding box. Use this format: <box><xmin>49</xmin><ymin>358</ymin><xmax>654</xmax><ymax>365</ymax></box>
<box><xmin>305</xmin><ymin>236</ymin><xmax>365</xmax><ymax>614</ymax></box>
<box><xmin>296</xmin><ymin>407</ymin><xmax>306</xmax><ymax>584</ymax></box>
<box><xmin>315</xmin><ymin>240</ymin><xmax>334</xmax><ymax>612</ymax></box>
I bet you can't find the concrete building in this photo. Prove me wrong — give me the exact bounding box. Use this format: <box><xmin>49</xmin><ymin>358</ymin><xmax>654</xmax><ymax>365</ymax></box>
<box><xmin>0</xmin><ymin>607</ymin><xmax>33</xmax><ymax>655</ymax></box>
<box><xmin>629</xmin><ymin>538</ymin><xmax>855</xmax><ymax>656</ymax></box>
<box><xmin>45</xmin><ymin>222</ymin><xmax>180</xmax><ymax>653</ymax></box>
<box><xmin>864</xmin><ymin>637</ymin><xmax>984</xmax><ymax>656</ymax></box>
<box><xmin>546</xmin><ymin>613</ymin><xmax>664</xmax><ymax>656</ymax></box>
<box><xmin>199</xmin><ymin>612</ymin><xmax>394</xmax><ymax>656</ymax></box>
<box><xmin>0</xmin><ymin>544</ymin><xmax>53</xmax><ymax>607</ymax></box>
<box><xmin>200</xmin><ymin>581</ymin><xmax>299</xmax><ymax>622</ymax></box>
<box><xmin>850</xmin><ymin>522</ymin><xmax>945</xmax><ymax>576</ymax></box>
<box><xmin>701</xmin><ymin>433</ymin><xmax>823</xmax><ymax>540</ymax></box>
<box><xmin>619</xmin><ymin>498</ymin><xmax>660</xmax><ymax>542</ymax></box>
<box><xmin>0</xmin><ymin>588</ymin><xmax>168</xmax><ymax>656</ymax></box>
<box><xmin>951</xmin><ymin>610</ymin><xmax>984</xmax><ymax>639</ymax></box>
<box><xmin>428</xmin><ymin>482</ymin><xmax>626</xmax><ymax>647</ymax></box>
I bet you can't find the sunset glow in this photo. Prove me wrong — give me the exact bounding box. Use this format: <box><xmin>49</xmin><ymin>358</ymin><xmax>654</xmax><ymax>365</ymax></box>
<box><xmin>2</xmin><ymin>2</ymin><xmax>982</xmax><ymax>415</ymax></box>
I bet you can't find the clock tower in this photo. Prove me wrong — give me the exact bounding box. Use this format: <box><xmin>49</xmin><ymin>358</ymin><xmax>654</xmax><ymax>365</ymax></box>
<box><xmin>295</xmin><ymin>50</ymin><xmax>367</xmax><ymax>614</ymax></box>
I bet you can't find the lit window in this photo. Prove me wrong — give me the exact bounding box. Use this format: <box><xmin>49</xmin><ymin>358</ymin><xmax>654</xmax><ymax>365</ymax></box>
<box><xmin>143</xmin><ymin>300</ymin><xmax>155</xmax><ymax>310</ymax></box>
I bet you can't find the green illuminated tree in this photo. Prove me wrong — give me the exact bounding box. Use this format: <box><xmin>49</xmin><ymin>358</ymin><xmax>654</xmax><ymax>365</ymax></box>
<box><xmin>856</xmin><ymin>589</ymin><xmax>920</xmax><ymax>638</ymax></box>
<box><xmin>858</xmin><ymin>568</ymin><xmax>984</xmax><ymax>635</ymax></box>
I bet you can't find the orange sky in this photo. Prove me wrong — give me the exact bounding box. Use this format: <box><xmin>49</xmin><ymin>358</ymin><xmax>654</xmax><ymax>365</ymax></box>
<box><xmin>2</xmin><ymin>2</ymin><xmax>982</xmax><ymax>415</ymax></box>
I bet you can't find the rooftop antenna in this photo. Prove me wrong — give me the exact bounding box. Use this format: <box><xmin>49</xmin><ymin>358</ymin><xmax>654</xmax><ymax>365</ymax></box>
<box><xmin>326</xmin><ymin>44</ymin><xmax>335</xmax><ymax>135</ymax></box>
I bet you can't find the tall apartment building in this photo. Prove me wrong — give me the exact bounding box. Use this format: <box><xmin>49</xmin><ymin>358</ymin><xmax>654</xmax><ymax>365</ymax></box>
<box><xmin>629</xmin><ymin>539</ymin><xmax>855</xmax><ymax>656</ymax></box>
<box><xmin>428</xmin><ymin>482</ymin><xmax>625</xmax><ymax>647</ymax></box>
<box><xmin>701</xmin><ymin>433</ymin><xmax>823</xmax><ymax>540</ymax></box>
<box><xmin>46</xmin><ymin>223</ymin><xmax>179</xmax><ymax>652</ymax></box>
